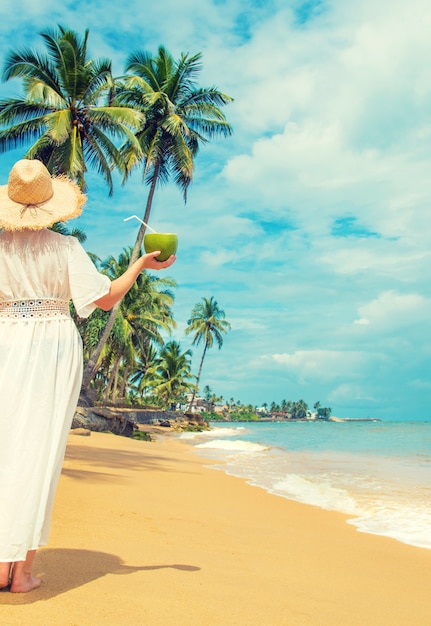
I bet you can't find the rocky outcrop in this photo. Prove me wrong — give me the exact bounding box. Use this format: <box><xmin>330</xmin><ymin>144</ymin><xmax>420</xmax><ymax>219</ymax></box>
<box><xmin>71</xmin><ymin>406</ymin><xmax>205</xmax><ymax>437</ymax></box>
<box><xmin>72</xmin><ymin>406</ymin><xmax>136</xmax><ymax>436</ymax></box>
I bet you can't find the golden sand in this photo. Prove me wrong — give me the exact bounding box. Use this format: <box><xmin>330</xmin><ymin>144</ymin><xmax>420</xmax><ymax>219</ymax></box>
<box><xmin>1</xmin><ymin>429</ymin><xmax>430</xmax><ymax>626</ymax></box>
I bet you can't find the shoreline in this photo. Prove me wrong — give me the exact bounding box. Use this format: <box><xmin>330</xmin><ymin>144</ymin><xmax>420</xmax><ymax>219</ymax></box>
<box><xmin>191</xmin><ymin>420</ymin><xmax>431</xmax><ymax>551</ymax></box>
<box><xmin>1</xmin><ymin>430</ymin><xmax>431</xmax><ymax>625</ymax></box>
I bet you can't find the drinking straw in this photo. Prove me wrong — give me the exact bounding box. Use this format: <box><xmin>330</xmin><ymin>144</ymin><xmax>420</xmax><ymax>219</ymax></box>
<box><xmin>123</xmin><ymin>215</ymin><xmax>158</xmax><ymax>234</ymax></box>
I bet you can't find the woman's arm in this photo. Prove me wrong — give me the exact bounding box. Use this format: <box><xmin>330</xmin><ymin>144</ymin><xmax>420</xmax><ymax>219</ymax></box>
<box><xmin>94</xmin><ymin>251</ymin><xmax>176</xmax><ymax>311</ymax></box>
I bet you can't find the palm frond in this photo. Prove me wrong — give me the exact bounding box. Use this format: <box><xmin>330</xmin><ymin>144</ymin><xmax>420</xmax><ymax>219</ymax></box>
<box><xmin>24</xmin><ymin>133</ymin><xmax>55</xmax><ymax>160</ymax></box>
<box><xmin>0</xmin><ymin>99</ymin><xmax>52</xmax><ymax>123</ymax></box>
<box><xmin>0</xmin><ymin>118</ymin><xmax>48</xmax><ymax>152</ymax></box>
<box><xmin>89</xmin><ymin>106</ymin><xmax>144</xmax><ymax>132</ymax></box>
<box><xmin>79</xmin><ymin>59</ymin><xmax>113</xmax><ymax>102</ymax></box>
<box><xmin>2</xmin><ymin>49</ymin><xmax>61</xmax><ymax>95</ymax></box>
<box><xmin>83</xmin><ymin>127</ymin><xmax>117</xmax><ymax>194</ymax></box>
<box><xmin>44</xmin><ymin>109</ymin><xmax>72</xmax><ymax>143</ymax></box>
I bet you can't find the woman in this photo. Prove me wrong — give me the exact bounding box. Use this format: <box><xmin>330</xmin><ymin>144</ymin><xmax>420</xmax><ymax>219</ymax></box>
<box><xmin>0</xmin><ymin>159</ymin><xmax>175</xmax><ymax>592</ymax></box>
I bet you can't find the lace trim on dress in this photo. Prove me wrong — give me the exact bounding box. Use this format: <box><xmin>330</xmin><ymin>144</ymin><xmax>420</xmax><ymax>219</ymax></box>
<box><xmin>0</xmin><ymin>298</ymin><xmax>71</xmax><ymax>319</ymax></box>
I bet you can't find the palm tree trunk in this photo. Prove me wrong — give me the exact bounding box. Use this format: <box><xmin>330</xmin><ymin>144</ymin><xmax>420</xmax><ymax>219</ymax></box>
<box><xmin>188</xmin><ymin>341</ymin><xmax>208</xmax><ymax>412</ymax></box>
<box><xmin>130</xmin><ymin>162</ymin><xmax>160</xmax><ymax>264</ymax></box>
<box><xmin>79</xmin><ymin>164</ymin><xmax>161</xmax><ymax>405</ymax></box>
<box><xmin>80</xmin><ymin>301</ymin><xmax>121</xmax><ymax>404</ymax></box>
<box><xmin>119</xmin><ymin>364</ymin><xmax>129</xmax><ymax>400</ymax></box>
<box><xmin>103</xmin><ymin>358</ymin><xmax>117</xmax><ymax>403</ymax></box>
<box><xmin>111</xmin><ymin>357</ymin><xmax>121</xmax><ymax>403</ymax></box>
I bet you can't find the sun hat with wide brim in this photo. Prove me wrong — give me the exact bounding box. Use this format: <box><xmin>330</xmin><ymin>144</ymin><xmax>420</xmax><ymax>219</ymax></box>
<box><xmin>0</xmin><ymin>159</ymin><xmax>86</xmax><ymax>231</ymax></box>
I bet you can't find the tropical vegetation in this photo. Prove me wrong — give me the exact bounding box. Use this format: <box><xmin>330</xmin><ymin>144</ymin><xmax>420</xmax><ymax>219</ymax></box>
<box><xmin>201</xmin><ymin>395</ymin><xmax>332</xmax><ymax>422</ymax></box>
<box><xmin>116</xmin><ymin>45</ymin><xmax>233</xmax><ymax>262</ymax></box>
<box><xmin>185</xmin><ymin>296</ymin><xmax>231</xmax><ymax>411</ymax></box>
<box><xmin>140</xmin><ymin>340</ymin><xmax>195</xmax><ymax>407</ymax></box>
<box><xmin>81</xmin><ymin>40</ymin><xmax>232</xmax><ymax>396</ymax></box>
<box><xmin>0</xmin><ymin>25</ymin><xmax>331</xmax><ymax>420</ymax></box>
<box><xmin>0</xmin><ymin>25</ymin><xmax>143</xmax><ymax>193</ymax></box>
<box><xmin>0</xmin><ymin>25</ymin><xmax>234</xmax><ymax>403</ymax></box>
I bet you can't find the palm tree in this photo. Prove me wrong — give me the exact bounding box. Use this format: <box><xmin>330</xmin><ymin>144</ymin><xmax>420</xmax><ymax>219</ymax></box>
<box><xmin>0</xmin><ymin>25</ymin><xmax>143</xmax><ymax>192</ymax></box>
<box><xmin>78</xmin><ymin>246</ymin><xmax>176</xmax><ymax>402</ymax></box>
<box><xmin>100</xmin><ymin>311</ymin><xmax>135</xmax><ymax>403</ymax></box>
<box><xmin>184</xmin><ymin>296</ymin><xmax>231</xmax><ymax>411</ymax></box>
<box><xmin>107</xmin><ymin>264</ymin><xmax>176</xmax><ymax>404</ymax></box>
<box><xmin>116</xmin><ymin>45</ymin><xmax>233</xmax><ymax>263</ymax></box>
<box><xmin>80</xmin><ymin>46</ymin><xmax>233</xmax><ymax>400</ymax></box>
<box><xmin>50</xmin><ymin>222</ymin><xmax>87</xmax><ymax>243</ymax></box>
<box><xmin>144</xmin><ymin>340</ymin><xmax>195</xmax><ymax>407</ymax></box>
<box><xmin>100</xmin><ymin>247</ymin><xmax>176</xmax><ymax>341</ymax></box>
<box><xmin>291</xmin><ymin>399</ymin><xmax>309</xmax><ymax>420</ymax></box>
<box><xmin>281</xmin><ymin>399</ymin><xmax>293</xmax><ymax>417</ymax></box>
<box><xmin>203</xmin><ymin>385</ymin><xmax>212</xmax><ymax>401</ymax></box>
<box><xmin>129</xmin><ymin>343</ymin><xmax>158</xmax><ymax>400</ymax></box>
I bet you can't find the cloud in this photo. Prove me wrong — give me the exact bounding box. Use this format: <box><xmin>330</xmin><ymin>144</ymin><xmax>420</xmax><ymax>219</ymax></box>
<box><xmin>221</xmin><ymin>0</ymin><xmax>431</xmax><ymax>239</ymax></box>
<box><xmin>354</xmin><ymin>291</ymin><xmax>431</xmax><ymax>329</ymax></box>
<box><xmin>262</xmin><ymin>349</ymin><xmax>372</xmax><ymax>382</ymax></box>
<box><xmin>328</xmin><ymin>383</ymin><xmax>377</xmax><ymax>405</ymax></box>
<box><xmin>0</xmin><ymin>0</ymin><xmax>430</xmax><ymax>418</ymax></box>
<box><xmin>320</xmin><ymin>240</ymin><xmax>431</xmax><ymax>282</ymax></box>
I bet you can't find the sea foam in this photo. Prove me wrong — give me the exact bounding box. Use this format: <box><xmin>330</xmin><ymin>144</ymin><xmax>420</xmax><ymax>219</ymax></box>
<box><xmin>179</xmin><ymin>426</ymin><xmax>246</xmax><ymax>440</ymax></box>
<box><xmin>271</xmin><ymin>475</ymin><xmax>359</xmax><ymax>515</ymax></box>
<box><xmin>196</xmin><ymin>439</ymin><xmax>268</xmax><ymax>452</ymax></box>
<box><xmin>349</xmin><ymin>503</ymin><xmax>431</xmax><ymax>550</ymax></box>
<box><xmin>186</xmin><ymin>421</ymin><xmax>431</xmax><ymax>550</ymax></box>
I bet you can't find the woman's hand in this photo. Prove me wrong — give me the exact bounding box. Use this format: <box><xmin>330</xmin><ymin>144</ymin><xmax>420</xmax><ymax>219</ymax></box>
<box><xmin>141</xmin><ymin>251</ymin><xmax>177</xmax><ymax>270</ymax></box>
<box><xmin>95</xmin><ymin>251</ymin><xmax>177</xmax><ymax>311</ymax></box>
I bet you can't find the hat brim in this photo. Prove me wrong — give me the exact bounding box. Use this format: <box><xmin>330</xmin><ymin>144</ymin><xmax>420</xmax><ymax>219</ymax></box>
<box><xmin>0</xmin><ymin>176</ymin><xmax>86</xmax><ymax>231</ymax></box>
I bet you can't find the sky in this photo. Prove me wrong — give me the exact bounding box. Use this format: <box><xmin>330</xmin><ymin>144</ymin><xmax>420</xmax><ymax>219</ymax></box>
<box><xmin>0</xmin><ymin>0</ymin><xmax>430</xmax><ymax>419</ymax></box>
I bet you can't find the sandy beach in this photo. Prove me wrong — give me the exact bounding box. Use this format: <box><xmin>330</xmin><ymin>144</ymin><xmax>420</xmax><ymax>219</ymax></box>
<box><xmin>1</xmin><ymin>428</ymin><xmax>431</xmax><ymax>626</ymax></box>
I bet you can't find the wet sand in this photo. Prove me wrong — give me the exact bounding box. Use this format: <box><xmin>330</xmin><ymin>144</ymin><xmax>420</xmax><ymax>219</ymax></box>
<box><xmin>1</xmin><ymin>429</ymin><xmax>430</xmax><ymax>625</ymax></box>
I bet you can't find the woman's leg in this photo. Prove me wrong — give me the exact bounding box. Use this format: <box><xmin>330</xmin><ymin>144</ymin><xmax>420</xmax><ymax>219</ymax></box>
<box><xmin>10</xmin><ymin>550</ymin><xmax>41</xmax><ymax>593</ymax></box>
<box><xmin>0</xmin><ymin>562</ymin><xmax>12</xmax><ymax>588</ymax></box>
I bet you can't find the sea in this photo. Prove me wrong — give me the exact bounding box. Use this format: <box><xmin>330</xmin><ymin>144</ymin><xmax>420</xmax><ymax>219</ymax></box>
<box><xmin>180</xmin><ymin>420</ymin><xmax>431</xmax><ymax>550</ymax></box>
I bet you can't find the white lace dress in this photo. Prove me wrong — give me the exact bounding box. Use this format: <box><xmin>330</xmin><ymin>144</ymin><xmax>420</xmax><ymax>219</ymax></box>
<box><xmin>0</xmin><ymin>229</ymin><xmax>111</xmax><ymax>562</ymax></box>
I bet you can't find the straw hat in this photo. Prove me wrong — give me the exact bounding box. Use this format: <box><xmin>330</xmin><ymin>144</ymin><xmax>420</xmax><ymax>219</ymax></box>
<box><xmin>0</xmin><ymin>159</ymin><xmax>86</xmax><ymax>231</ymax></box>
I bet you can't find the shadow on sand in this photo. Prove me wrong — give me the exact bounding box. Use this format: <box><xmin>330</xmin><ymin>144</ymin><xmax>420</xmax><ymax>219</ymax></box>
<box><xmin>0</xmin><ymin>548</ymin><xmax>200</xmax><ymax>604</ymax></box>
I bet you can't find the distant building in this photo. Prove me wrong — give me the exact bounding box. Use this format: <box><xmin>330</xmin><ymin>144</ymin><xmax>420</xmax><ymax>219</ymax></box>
<box><xmin>213</xmin><ymin>404</ymin><xmax>229</xmax><ymax>415</ymax></box>
<box><xmin>185</xmin><ymin>394</ymin><xmax>213</xmax><ymax>413</ymax></box>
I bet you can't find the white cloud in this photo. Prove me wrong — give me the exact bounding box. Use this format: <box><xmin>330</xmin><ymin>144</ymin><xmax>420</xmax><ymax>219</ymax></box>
<box><xmin>221</xmin><ymin>0</ymin><xmax>431</xmax><ymax>244</ymax></box>
<box><xmin>329</xmin><ymin>383</ymin><xmax>377</xmax><ymax>405</ymax></box>
<box><xmin>263</xmin><ymin>349</ymin><xmax>372</xmax><ymax>382</ymax></box>
<box><xmin>354</xmin><ymin>291</ymin><xmax>431</xmax><ymax>329</ymax></box>
<box><xmin>320</xmin><ymin>241</ymin><xmax>431</xmax><ymax>281</ymax></box>
<box><xmin>1</xmin><ymin>0</ymin><xmax>431</xmax><ymax>418</ymax></box>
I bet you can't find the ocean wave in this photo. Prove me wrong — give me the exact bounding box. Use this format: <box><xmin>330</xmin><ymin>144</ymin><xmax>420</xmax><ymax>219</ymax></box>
<box><xmin>196</xmin><ymin>439</ymin><xmax>268</xmax><ymax>452</ymax></box>
<box><xmin>179</xmin><ymin>426</ymin><xmax>246</xmax><ymax>440</ymax></box>
<box><xmin>187</xmin><ymin>421</ymin><xmax>431</xmax><ymax>550</ymax></box>
<box><xmin>271</xmin><ymin>474</ymin><xmax>359</xmax><ymax>515</ymax></box>
<box><xmin>349</xmin><ymin>505</ymin><xmax>431</xmax><ymax>550</ymax></box>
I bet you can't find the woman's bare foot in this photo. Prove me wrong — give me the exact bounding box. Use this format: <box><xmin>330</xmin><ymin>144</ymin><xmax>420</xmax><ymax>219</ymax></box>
<box><xmin>0</xmin><ymin>562</ymin><xmax>12</xmax><ymax>588</ymax></box>
<box><xmin>10</xmin><ymin>550</ymin><xmax>41</xmax><ymax>593</ymax></box>
<box><xmin>10</xmin><ymin>574</ymin><xmax>41</xmax><ymax>593</ymax></box>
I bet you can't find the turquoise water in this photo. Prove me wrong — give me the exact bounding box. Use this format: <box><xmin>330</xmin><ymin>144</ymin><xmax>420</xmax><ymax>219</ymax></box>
<box><xmin>181</xmin><ymin>420</ymin><xmax>431</xmax><ymax>550</ymax></box>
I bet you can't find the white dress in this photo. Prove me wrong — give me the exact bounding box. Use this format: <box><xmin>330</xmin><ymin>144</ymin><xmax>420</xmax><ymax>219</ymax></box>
<box><xmin>0</xmin><ymin>229</ymin><xmax>111</xmax><ymax>562</ymax></box>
